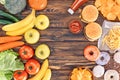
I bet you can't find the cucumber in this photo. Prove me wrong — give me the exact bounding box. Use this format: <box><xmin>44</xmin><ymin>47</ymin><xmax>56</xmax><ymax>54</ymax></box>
<box><xmin>0</xmin><ymin>10</ymin><xmax>19</xmax><ymax>22</ymax></box>
<box><xmin>0</xmin><ymin>19</ymin><xmax>13</xmax><ymax>25</ymax></box>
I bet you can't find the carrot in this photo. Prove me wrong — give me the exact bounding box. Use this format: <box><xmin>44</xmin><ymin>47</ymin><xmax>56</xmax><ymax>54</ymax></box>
<box><xmin>0</xmin><ymin>41</ymin><xmax>24</xmax><ymax>52</ymax></box>
<box><xmin>0</xmin><ymin>36</ymin><xmax>22</xmax><ymax>44</ymax></box>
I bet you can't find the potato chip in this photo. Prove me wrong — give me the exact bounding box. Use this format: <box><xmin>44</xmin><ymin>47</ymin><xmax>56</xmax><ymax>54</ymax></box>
<box><xmin>101</xmin><ymin>0</ymin><xmax>107</xmax><ymax>5</ymax></box>
<box><xmin>95</xmin><ymin>0</ymin><xmax>102</xmax><ymax>8</ymax></box>
<box><xmin>107</xmin><ymin>0</ymin><xmax>115</xmax><ymax>7</ymax></box>
<box><xmin>100</xmin><ymin>6</ymin><xmax>110</xmax><ymax>17</ymax></box>
<box><xmin>106</xmin><ymin>12</ymin><xmax>116</xmax><ymax>20</ymax></box>
<box><xmin>111</xmin><ymin>5</ymin><xmax>120</xmax><ymax>15</ymax></box>
<box><xmin>95</xmin><ymin>0</ymin><xmax>120</xmax><ymax>20</ymax></box>
<box><xmin>70</xmin><ymin>68</ymin><xmax>93</xmax><ymax>80</ymax></box>
<box><xmin>116</xmin><ymin>0</ymin><xmax>120</xmax><ymax>5</ymax></box>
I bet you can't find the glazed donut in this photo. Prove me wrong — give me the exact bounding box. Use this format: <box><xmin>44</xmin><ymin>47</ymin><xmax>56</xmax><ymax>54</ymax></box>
<box><xmin>93</xmin><ymin>65</ymin><xmax>105</xmax><ymax>78</ymax></box>
<box><xmin>96</xmin><ymin>52</ymin><xmax>110</xmax><ymax>65</ymax></box>
<box><xmin>84</xmin><ymin>45</ymin><xmax>100</xmax><ymax>61</ymax></box>
<box><xmin>104</xmin><ymin>70</ymin><xmax>119</xmax><ymax>80</ymax></box>
<box><xmin>114</xmin><ymin>52</ymin><xmax>120</xmax><ymax>63</ymax></box>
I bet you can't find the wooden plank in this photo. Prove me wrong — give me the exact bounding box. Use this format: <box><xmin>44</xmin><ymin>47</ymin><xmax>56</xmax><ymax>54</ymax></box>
<box><xmin>31</xmin><ymin>41</ymin><xmax>97</xmax><ymax>50</ymax></box>
<box><xmin>39</xmin><ymin>29</ymin><xmax>87</xmax><ymax>42</ymax></box>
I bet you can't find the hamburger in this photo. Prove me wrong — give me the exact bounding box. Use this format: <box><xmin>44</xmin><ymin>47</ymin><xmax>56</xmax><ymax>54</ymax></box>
<box><xmin>84</xmin><ymin>22</ymin><xmax>102</xmax><ymax>41</ymax></box>
<box><xmin>81</xmin><ymin>5</ymin><xmax>99</xmax><ymax>23</ymax></box>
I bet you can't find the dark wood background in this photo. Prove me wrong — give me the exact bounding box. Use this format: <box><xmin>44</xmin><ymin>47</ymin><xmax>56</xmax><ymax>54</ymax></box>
<box><xmin>1</xmin><ymin>0</ymin><xmax>120</xmax><ymax>80</ymax></box>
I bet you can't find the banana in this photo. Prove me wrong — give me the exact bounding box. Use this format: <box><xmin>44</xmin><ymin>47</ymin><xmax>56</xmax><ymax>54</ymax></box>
<box><xmin>42</xmin><ymin>69</ymin><xmax>52</xmax><ymax>80</ymax></box>
<box><xmin>2</xmin><ymin>9</ymin><xmax>35</xmax><ymax>31</ymax></box>
<box><xmin>28</xmin><ymin>59</ymin><xmax>49</xmax><ymax>80</ymax></box>
<box><xmin>6</xmin><ymin>16</ymin><xmax>36</xmax><ymax>36</ymax></box>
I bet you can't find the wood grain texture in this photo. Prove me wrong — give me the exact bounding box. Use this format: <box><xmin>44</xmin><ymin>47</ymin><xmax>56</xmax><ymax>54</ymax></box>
<box><xmin>0</xmin><ymin>0</ymin><xmax>118</xmax><ymax>80</ymax></box>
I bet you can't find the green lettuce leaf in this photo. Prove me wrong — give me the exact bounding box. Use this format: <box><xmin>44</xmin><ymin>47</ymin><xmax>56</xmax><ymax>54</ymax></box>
<box><xmin>0</xmin><ymin>49</ymin><xmax>24</xmax><ymax>71</ymax></box>
<box><xmin>0</xmin><ymin>49</ymin><xmax>24</xmax><ymax>80</ymax></box>
<box><xmin>0</xmin><ymin>71</ymin><xmax>13</xmax><ymax>80</ymax></box>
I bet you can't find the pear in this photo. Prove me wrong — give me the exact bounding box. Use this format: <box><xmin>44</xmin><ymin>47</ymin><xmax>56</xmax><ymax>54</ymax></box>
<box><xmin>24</xmin><ymin>29</ymin><xmax>40</xmax><ymax>44</ymax></box>
<box><xmin>35</xmin><ymin>44</ymin><xmax>50</xmax><ymax>59</ymax></box>
<box><xmin>35</xmin><ymin>15</ymin><xmax>49</xmax><ymax>30</ymax></box>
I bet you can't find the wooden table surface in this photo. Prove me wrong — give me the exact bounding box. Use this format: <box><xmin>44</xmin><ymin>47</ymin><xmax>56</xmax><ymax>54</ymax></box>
<box><xmin>1</xmin><ymin>0</ymin><xmax>120</xmax><ymax>80</ymax></box>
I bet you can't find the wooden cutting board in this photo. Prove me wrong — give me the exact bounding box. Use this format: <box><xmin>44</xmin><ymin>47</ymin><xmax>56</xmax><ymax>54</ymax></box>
<box><xmin>0</xmin><ymin>0</ymin><xmax>120</xmax><ymax>80</ymax></box>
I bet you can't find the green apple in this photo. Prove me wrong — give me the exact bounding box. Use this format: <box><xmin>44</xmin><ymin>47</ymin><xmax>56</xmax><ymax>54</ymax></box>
<box><xmin>35</xmin><ymin>15</ymin><xmax>49</xmax><ymax>30</ymax></box>
<box><xmin>24</xmin><ymin>29</ymin><xmax>40</xmax><ymax>44</ymax></box>
<box><xmin>35</xmin><ymin>44</ymin><xmax>50</xmax><ymax>59</ymax></box>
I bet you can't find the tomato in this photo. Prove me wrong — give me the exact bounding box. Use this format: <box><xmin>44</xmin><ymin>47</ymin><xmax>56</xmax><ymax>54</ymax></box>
<box><xmin>69</xmin><ymin>20</ymin><xmax>82</xmax><ymax>34</ymax></box>
<box><xmin>25</xmin><ymin>59</ymin><xmax>40</xmax><ymax>75</ymax></box>
<box><xmin>19</xmin><ymin>45</ymin><xmax>34</xmax><ymax>60</ymax></box>
<box><xmin>13</xmin><ymin>70</ymin><xmax>28</xmax><ymax>80</ymax></box>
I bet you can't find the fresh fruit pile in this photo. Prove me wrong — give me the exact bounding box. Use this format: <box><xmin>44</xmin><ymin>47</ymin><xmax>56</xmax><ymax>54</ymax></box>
<box><xmin>0</xmin><ymin>0</ymin><xmax>52</xmax><ymax>80</ymax></box>
<box><xmin>2</xmin><ymin>9</ymin><xmax>36</xmax><ymax>35</ymax></box>
<box><xmin>28</xmin><ymin>59</ymin><xmax>51</xmax><ymax>80</ymax></box>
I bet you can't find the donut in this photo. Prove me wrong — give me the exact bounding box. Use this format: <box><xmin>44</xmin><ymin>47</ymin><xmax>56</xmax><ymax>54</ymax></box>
<box><xmin>84</xmin><ymin>45</ymin><xmax>100</xmax><ymax>61</ymax></box>
<box><xmin>96</xmin><ymin>52</ymin><xmax>110</xmax><ymax>65</ymax></box>
<box><xmin>104</xmin><ymin>70</ymin><xmax>119</xmax><ymax>80</ymax></box>
<box><xmin>114</xmin><ymin>52</ymin><xmax>120</xmax><ymax>63</ymax></box>
<box><xmin>93</xmin><ymin>65</ymin><xmax>105</xmax><ymax>78</ymax></box>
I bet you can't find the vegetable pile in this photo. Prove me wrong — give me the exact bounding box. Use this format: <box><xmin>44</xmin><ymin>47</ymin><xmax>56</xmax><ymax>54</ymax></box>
<box><xmin>0</xmin><ymin>36</ymin><xmax>24</xmax><ymax>52</ymax></box>
<box><xmin>0</xmin><ymin>49</ymin><xmax>24</xmax><ymax>80</ymax></box>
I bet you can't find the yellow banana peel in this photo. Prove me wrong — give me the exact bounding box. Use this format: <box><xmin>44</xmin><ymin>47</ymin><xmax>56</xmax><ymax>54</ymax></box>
<box><xmin>42</xmin><ymin>69</ymin><xmax>52</xmax><ymax>80</ymax></box>
<box><xmin>28</xmin><ymin>59</ymin><xmax>49</xmax><ymax>80</ymax></box>
<box><xmin>6</xmin><ymin>17</ymin><xmax>36</xmax><ymax>36</ymax></box>
<box><xmin>2</xmin><ymin>9</ymin><xmax>35</xmax><ymax>31</ymax></box>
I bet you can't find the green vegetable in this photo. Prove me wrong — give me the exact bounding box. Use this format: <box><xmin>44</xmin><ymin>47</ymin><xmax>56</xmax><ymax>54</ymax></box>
<box><xmin>0</xmin><ymin>10</ymin><xmax>19</xmax><ymax>22</ymax></box>
<box><xmin>0</xmin><ymin>19</ymin><xmax>13</xmax><ymax>25</ymax></box>
<box><xmin>0</xmin><ymin>71</ymin><xmax>13</xmax><ymax>80</ymax></box>
<box><xmin>0</xmin><ymin>0</ymin><xmax>5</xmax><ymax>4</ymax></box>
<box><xmin>4</xmin><ymin>0</ymin><xmax>26</xmax><ymax>14</ymax></box>
<box><xmin>0</xmin><ymin>49</ymin><xmax>24</xmax><ymax>71</ymax></box>
<box><xmin>0</xmin><ymin>49</ymin><xmax>24</xmax><ymax>80</ymax></box>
